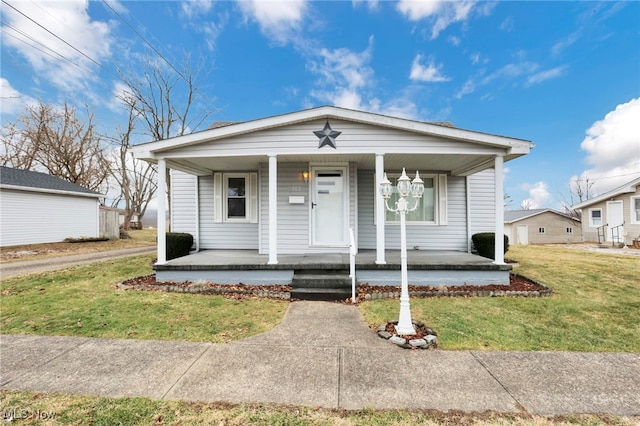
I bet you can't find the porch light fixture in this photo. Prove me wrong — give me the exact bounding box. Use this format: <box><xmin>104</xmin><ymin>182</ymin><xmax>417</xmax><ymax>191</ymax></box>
<box><xmin>379</xmin><ymin>168</ymin><xmax>425</xmax><ymax>335</ymax></box>
<box><xmin>302</xmin><ymin>171</ymin><xmax>309</xmax><ymax>183</ymax></box>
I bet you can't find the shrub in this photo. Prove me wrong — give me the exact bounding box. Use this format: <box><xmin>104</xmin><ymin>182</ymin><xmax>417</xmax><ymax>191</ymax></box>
<box><xmin>472</xmin><ymin>232</ymin><xmax>509</xmax><ymax>260</ymax></box>
<box><xmin>166</xmin><ymin>232</ymin><xmax>194</xmax><ymax>260</ymax></box>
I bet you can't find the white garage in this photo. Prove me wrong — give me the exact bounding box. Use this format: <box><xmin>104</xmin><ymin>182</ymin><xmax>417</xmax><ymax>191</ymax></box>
<box><xmin>0</xmin><ymin>166</ymin><xmax>102</xmax><ymax>247</ymax></box>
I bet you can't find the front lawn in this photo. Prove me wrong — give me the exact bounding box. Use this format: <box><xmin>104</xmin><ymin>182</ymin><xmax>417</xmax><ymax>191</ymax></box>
<box><xmin>0</xmin><ymin>254</ymin><xmax>287</xmax><ymax>342</ymax></box>
<box><xmin>360</xmin><ymin>245</ymin><xmax>640</xmax><ymax>352</ymax></box>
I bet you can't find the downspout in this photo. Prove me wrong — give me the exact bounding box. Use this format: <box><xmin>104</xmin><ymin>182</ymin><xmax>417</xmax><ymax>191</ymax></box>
<box><xmin>466</xmin><ymin>176</ymin><xmax>471</xmax><ymax>253</ymax></box>
<box><xmin>195</xmin><ymin>175</ymin><xmax>200</xmax><ymax>252</ymax></box>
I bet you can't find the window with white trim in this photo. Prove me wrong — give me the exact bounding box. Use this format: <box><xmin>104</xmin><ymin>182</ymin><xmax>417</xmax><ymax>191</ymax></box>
<box><xmin>214</xmin><ymin>172</ymin><xmax>258</xmax><ymax>223</ymax></box>
<box><xmin>589</xmin><ymin>208</ymin><xmax>602</xmax><ymax>227</ymax></box>
<box><xmin>226</xmin><ymin>176</ymin><xmax>247</xmax><ymax>220</ymax></box>
<box><xmin>382</xmin><ymin>173</ymin><xmax>448</xmax><ymax>224</ymax></box>
<box><xmin>631</xmin><ymin>196</ymin><xmax>640</xmax><ymax>224</ymax></box>
<box><xmin>538</xmin><ymin>227</ymin><xmax>545</xmax><ymax>234</ymax></box>
<box><xmin>566</xmin><ymin>227</ymin><xmax>573</xmax><ymax>234</ymax></box>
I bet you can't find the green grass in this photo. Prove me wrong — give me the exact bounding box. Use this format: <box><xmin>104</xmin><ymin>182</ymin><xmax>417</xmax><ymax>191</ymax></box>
<box><xmin>0</xmin><ymin>254</ymin><xmax>287</xmax><ymax>342</ymax></box>
<box><xmin>360</xmin><ymin>245</ymin><xmax>640</xmax><ymax>352</ymax></box>
<box><xmin>1</xmin><ymin>390</ymin><xmax>636</xmax><ymax>425</ymax></box>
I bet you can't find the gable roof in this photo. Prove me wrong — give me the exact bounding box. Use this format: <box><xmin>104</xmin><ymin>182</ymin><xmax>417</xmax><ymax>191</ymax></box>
<box><xmin>572</xmin><ymin>176</ymin><xmax>640</xmax><ymax>209</ymax></box>
<box><xmin>504</xmin><ymin>208</ymin><xmax>579</xmax><ymax>223</ymax></box>
<box><xmin>131</xmin><ymin>105</ymin><xmax>534</xmax><ymax>160</ymax></box>
<box><xmin>0</xmin><ymin>166</ymin><xmax>102</xmax><ymax>198</ymax></box>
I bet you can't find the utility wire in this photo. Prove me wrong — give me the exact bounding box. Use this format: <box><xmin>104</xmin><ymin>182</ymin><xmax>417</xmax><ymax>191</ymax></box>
<box><xmin>101</xmin><ymin>0</ymin><xmax>188</xmax><ymax>82</ymax></box>
<box><xmin>2</xmin><ymin>20</ymin><xmax>87</xmax><ymax>72</ymax></box>
<box><xmin>1</xmin><ymin>0</ymin><xmax>121</xmax><ymax>81</ymax></box>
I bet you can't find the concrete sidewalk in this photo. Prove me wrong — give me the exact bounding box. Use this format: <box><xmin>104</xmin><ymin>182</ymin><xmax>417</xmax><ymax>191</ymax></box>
<box><xmin>1</xmin><ymin>302</ymin><xmax>639</xmax><ymax>416</ymax></box>
<box><xmin>0</xmin><ymin>246</ymin><xmax>155</xmax><ymax>278</ymax></box>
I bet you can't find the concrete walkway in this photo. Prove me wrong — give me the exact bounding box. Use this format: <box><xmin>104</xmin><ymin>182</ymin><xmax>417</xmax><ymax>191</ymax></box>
<box><xmin>0</xmin><ymin>246</ymin><xmax>155</xmax><ymax>278</ymax></box>
<box><xmin>1</xmin><ymin>302</ymin><xmax>639</xmax><ymax>416</ymax></box>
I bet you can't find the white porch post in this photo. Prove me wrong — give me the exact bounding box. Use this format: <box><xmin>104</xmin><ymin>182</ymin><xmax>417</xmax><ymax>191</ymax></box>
<box><xmin>375</xmin><ymin>153</ymin><xmax>386</xmax><ymax>264</ymax></box>
<box><xmin>494</xmin><ymin>154</ymin><xmax>505</xmax><ymax>264</ymax></box>
<box><xmin>157</xmin><ymin>158</ymin><xmax>167</xmax><ymax>265</ymax></box>
<box><xmin>268</xmin><ymin>154</ymin><xmax>278</xmax><ymax>264</ymax></box>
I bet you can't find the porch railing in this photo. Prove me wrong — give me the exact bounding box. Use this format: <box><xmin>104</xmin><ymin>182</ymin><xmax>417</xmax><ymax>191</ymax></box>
<box><xmin>597</xmin><ymin>224</ymin><xmax>607</xmax><ymax>244</ymax></box>
<box><xmin>611</xmin><ymin>223</ymin><xmax>625</xmax><ymax>246</ymax></box>
<box><xmin>349</xmin><ymin>228</ymin><xmax>356</xmax><ymax>303</ymax></box>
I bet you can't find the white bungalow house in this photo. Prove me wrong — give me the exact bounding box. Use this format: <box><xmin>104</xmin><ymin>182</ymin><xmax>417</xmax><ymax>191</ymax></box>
<box><xmin>572</xmin><ymin>176</ymin><xmax>640</xmax><ymax>246</ymax></box>
<box><xmin>131</xmin><ymin>106</ymin><xmax>533</xmax><ymax>293</ymax></box>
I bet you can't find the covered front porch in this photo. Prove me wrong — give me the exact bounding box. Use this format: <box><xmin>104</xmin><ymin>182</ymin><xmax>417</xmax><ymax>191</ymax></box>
<box><xmin>154</xmin><ymin>249</ymin><xmax>512</xmax><ymax>286</ymax></box>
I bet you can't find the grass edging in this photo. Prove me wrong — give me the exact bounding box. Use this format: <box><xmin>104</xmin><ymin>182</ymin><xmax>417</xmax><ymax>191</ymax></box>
<box><xmin>118</xmin><ymin>273</ymin><xmax>551</xmax><ymax>301</ymax></box>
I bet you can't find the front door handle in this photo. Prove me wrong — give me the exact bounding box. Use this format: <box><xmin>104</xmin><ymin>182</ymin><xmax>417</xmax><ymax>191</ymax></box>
<box><xmin>311</xmin><ymin>202</ymin><xmax>317</xmax><ymax>209</ymax></box>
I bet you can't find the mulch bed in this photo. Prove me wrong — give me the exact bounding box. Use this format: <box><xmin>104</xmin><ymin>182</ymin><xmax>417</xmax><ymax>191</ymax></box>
<box><xmin>118</xmin><ymin>273</ymin><xmax>551</xmax><ymax>301</ymax></box>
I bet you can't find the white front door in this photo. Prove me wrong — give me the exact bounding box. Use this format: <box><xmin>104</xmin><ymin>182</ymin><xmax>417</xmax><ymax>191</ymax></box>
<box><xmin>311</xmin><ymin>167</ymin><xmax>348</xmax><ymax>246</ymax></box>
<box><xmin>606</xmin><ymin>201</ymin><xmax>624</xmax><ymax>242</ymax></box>
<box><xmin>517</xmin><ymin>225</ymin><xmax>528</xmax><ymax>245</ymax></box>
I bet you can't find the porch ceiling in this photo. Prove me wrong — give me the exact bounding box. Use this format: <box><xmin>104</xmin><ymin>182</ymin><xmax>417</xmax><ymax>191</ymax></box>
<box><xmin>168</xmin><ymin>152</ymin><xmax>500</xmax><ymax>176</ymax></box>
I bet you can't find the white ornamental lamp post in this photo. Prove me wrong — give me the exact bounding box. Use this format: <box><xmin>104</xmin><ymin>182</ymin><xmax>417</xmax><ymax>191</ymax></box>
<box><xmin>379</xmin><ymin>168</ymin><xmax>425</xmax><ymax>335</ymax></box>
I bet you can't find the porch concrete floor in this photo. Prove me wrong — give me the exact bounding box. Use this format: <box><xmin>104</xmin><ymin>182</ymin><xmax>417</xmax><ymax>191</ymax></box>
<box><xmin>161</xmin><ymin>249</ymin><xmax>506</xmax><ymax>270</ymax></box>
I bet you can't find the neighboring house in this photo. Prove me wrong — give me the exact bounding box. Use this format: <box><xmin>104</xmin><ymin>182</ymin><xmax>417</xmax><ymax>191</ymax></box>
<box><xmin>131</xmin><ymin>106</ymin><xmax>533</xmax><ymax>286</ymax></box>
<box><xmin>572</xmin><ymin>177</ymin><xmax>640</xmax><ymax>246</ymax></box>
<box><xmin>0</xmin><ymin>166</ymin><xmax>102</xmax><ymax>247</ymax></box>
<box><xmin>504</xmin><ymin>209</ymin><xmax>581</xmax><ymax>245</ymax></box>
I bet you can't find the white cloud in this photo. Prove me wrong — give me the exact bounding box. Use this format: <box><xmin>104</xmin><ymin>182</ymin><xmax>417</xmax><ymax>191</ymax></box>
<box><xmin>181</xmin><ymin>0</ymin><xmax>214</xmax><ymax>17</ymax></box>
<box><xmin>526</xmin><ymin>65</ymin><xmax>568</xmax><ymax>86</ymax></box>
<box><xmin>397</xmin><ymin>0</ymin><xmax>481</xmax><ymax>40</ymax></box>
<box><xmin>455</xmin><ymin>79</ymin><xmax>475</xmax><ymax>99</ymax></box>
<box><xmin>308</xmin><ymin>37</ymin><xmax>374</xmax><ymax>109</ymax></box>
<box><xmin>499</xmin><ymin>16</ymin><xmax>514</xmax><ymax>32</ymax></box>
<box><xmin>0</xmin><ymin>78</ymin><xmax>37</xmax><ymax>119</ymax></box>
<box><xmin>520</xmin><ymin>181</ymin><xmax>552</xmax><ymax>209</ymax></box>
<box><xmin>237</xmin><ymin>0</ymin><xmax>307</xmax><ymax>45</ymax></box>
<box><xmin>1</xmin><ymin>0</ymin><xmax>114</xmax><ymax>94</ymax></box>
<box><xmin>482</xmin><ymin>61</ymin><xmax>538</xmax><ymax>85</ymax></box>
<box><xmin>352</xmin><ymin>0</ymin><xmax>380</xmax><ymax>12</ymax></box>
<box><xmin>409</xmin><ymin>54</ymin><xmax>451</xmax><ymax>82</ymax></box>
<box><xmin>448</xmin><ymin>35</ymin><xmax>461</xmax><ymax>46</ymax></box>
<box><xmin>572</xmin><ymin>98</ymin><xmax>640</xmax><ymax>194</ymax></box>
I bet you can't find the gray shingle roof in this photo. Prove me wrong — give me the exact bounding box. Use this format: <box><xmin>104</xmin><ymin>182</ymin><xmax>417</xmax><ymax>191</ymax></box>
<box><xmin>0</xmin><ymin>166</ymin><xmax>101</xmax><ymax>196</ymax></box>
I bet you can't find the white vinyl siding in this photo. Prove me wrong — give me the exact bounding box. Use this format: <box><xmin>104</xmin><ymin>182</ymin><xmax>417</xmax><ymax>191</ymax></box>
<box><xmin>358</xmin><ymin>170</ymin><xmax>466</xmax><ymax>250</ymax></box>
<box><xmin>200</xmin><ymin>175</ymin><xmax>258</xmax><ymax>249</ymax></box>
<box><xmin>259</xmin><ymin>161</ymin><xmax>357</xmax><ymax>254</ymax></box>
<box><xmin>0</xmin><ymin>188</ymin><xmax>99</xmax><ymax>246</ymax></box>
<box><xmin>170</xmin><ymin>170</ymin><xmax>198</xmax><ymax>238</ymax></box>
<box><xmin>165</xmin><ymin>119</ymin><xmax>506</xmax><ymax>166</ymax></box>
<box><xmin>467</xmin><ymin>169</ymin><xmax>496</xmax><ymax>237</ymax></box>
<box><xmin>170</xmin><ymin>171</ymin><xmax>258</xmax><ymax>249</ymax></box>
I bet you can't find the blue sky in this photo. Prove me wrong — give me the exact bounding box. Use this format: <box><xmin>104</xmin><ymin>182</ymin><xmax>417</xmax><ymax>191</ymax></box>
<box><xmin>2</xmin><ymin>0</ymin><xmax>639</xmax><ymax>210</ymax></box>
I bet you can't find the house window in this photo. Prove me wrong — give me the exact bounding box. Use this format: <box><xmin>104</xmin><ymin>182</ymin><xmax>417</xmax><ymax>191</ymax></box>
<box><xmin>589</xmin><ymin>209</ymin><xmax>602</xmax><ymax>227</ymax></box>
<box><xmin>566</xmin><ymin>227</ymin><xmax>573</xmax><ymax>234</ymax></box>
<box><xmin>538</xmin><ymin>227</ymin><xmax>545</xmax><ymax>234</ymax></box>
<box><xmin>384</xmin><ymin>174</ymin><xmax>436</xmax><ymax>224</ymax></box>
<box><xmin>631</xmin><ymin>196</ymin><xmax>640</xmax><ymax>224</ymax></box>
<box><xmin>214</xmin><ymin>172</ymin><xmax>257</xmax><ymax>223</ymax></box>
<box><xmin>226</xmin><ymin>177</ymin><xmax>247</xmax><ymax>219</ymax></box>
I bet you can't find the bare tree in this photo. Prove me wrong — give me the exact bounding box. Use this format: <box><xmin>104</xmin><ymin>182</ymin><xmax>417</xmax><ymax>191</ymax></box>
<box><xmin>116</xmin><ymin>55</ymin><xmax>217</xmax><ymax>225</ymax></box>
<box><xmin>519</xmin><ymin>200</ymin><xmax>533</xmax><ymax>210</ymax></box>
<box><xmin>107</xmin><ymin>105</ymin><xmax>157</xmax><ymax>230</ymax></box>
<box><xmin>1</xmin><ymin>101</ymin><xmax>109</xmax><ymax>192</ymax></box>
<box><xmin>560</xmin><ymin>175</ymin><xmax>596</xmax><ymax>220</ymax></box>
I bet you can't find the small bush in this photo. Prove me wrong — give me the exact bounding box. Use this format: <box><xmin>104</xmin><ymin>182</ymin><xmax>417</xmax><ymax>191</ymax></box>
<box><xmin>166</xmin><ymin>232</ymin><xmax>194</xmax><ymax>260</ymax></box>
<box><xmin>472</xmin><ymin>232</ymin><xmax>509</xmax><ymax>260</ymax></box>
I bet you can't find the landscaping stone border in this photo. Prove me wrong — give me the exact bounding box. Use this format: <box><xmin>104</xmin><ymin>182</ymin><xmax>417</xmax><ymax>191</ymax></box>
<box><xmin>376</xmin><ymin>320</ymin><xmax>438</xmax><ymax>349</ymax></box>
<box><xmin>117</xmin><ymin>273</ymin><xmax>551</xmax><ymax>301</ymax></box>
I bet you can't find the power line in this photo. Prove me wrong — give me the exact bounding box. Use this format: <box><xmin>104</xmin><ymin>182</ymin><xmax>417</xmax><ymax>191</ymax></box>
<box><xmin>2</xmin><ymin>20</ymin><xmax>87</xmax><ymax>72</ymax></box>
<box><xmin>1</xmin><ymin>0</ymin><xmax>121</xmax><ymax>81</ymax></box>
<box><xmin>101</xmin><ymin>0</ymin><xmax>188</xmax><ymax>82</ymax></box>
<box><xmin>571</xmin><ymin>172</ymin><xmax>640</xmax><ymax>182</ymax></box>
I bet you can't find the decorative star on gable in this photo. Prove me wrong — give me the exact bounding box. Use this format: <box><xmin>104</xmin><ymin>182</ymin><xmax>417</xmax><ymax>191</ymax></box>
<box><xmin>313</xmin><ymin>121</ymin><xmax>341</xmax><ymax>149</ymax></box>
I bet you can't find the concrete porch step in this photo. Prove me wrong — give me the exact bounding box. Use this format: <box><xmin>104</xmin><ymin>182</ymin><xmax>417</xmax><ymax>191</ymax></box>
<box><xmin>291</xmin><ymin>274</ymin><xmax>352</xmax><ymax>288</ymax></box>
<box><xmin>290</xmin><ymin>287</ymin><xmax>353</xmax><ymax>302</ymax></box>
